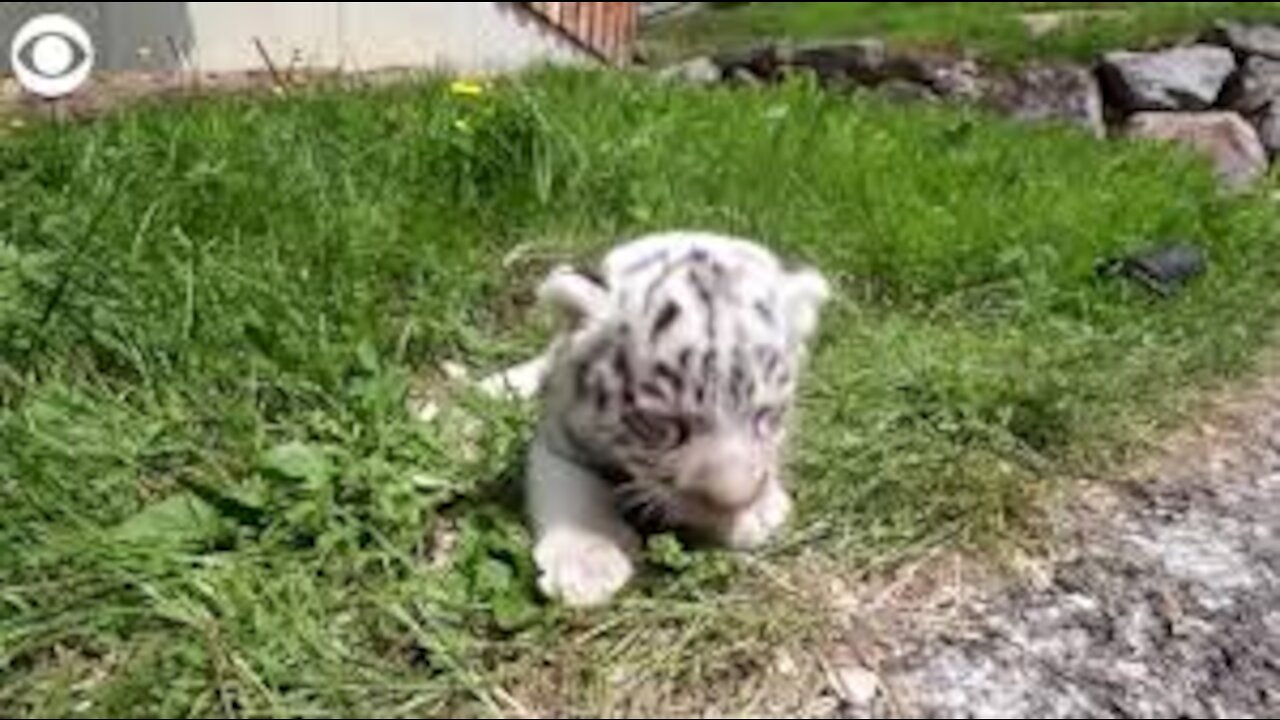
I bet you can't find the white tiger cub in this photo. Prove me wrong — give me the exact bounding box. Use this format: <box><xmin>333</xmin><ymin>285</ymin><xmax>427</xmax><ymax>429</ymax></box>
<box><xmin>482</xmin><ymin>231</ymin><xmax>830</xmax><ymax>607</ymax></box>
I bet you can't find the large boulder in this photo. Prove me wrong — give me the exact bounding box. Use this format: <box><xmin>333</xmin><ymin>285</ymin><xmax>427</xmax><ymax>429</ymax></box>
<box><xmin>1226</xmin><ymin>55</ymin><xmax>1280</xmax><ymax>115</ymax></box>
<box><xmin>987</xmin><ymin>64</ymin><xmax>1105</xmax><ymax>137</ymax></box>
<box><xmin>1099</xmin><ymin>45</ymin><xmax>1237</xmax><ymax>113</ymax></box>
<box><xmin>1205</xmin><ymin>21</ymin><xmax>1280</xmax><ymax>61</ymax></box>
<box><xmin>1254</xmin><ymin>104</ymin><xmax>1280</xmax><ymax>158</ymax></box>
<box><xmin>1126</xmin><ymin>112</ymin><xmax>1270</xmax><ymax>190</ymax></box>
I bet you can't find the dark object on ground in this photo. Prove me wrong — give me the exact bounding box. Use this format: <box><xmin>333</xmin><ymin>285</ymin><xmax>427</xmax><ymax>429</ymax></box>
<box><xmin>1097</xmin><ymin>244</ymin><xmax>1208</xmax><ymax>297</ymax></box>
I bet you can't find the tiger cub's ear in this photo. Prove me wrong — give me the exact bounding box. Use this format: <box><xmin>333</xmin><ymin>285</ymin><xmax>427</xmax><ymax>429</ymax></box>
<box><xmin>781</xmin><ymin>267</ymin><xmax>831</xmax><ymax>344</ymax></box>
<box><xmin>537</xmin><ymin>265</ymin><xmax>611</xmax><ymax>330</ymax></box>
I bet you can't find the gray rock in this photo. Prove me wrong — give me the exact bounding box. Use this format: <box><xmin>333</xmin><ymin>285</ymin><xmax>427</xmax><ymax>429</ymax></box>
<box><xmin>789</xmin><ymin>38</ymin><xmax>888</xmax><ymax>83</ymax></box>
<box><xmin>773</xmin><ymin>43</ymin><xmax>989</xmax><ymax>101</ymax></box>
<box><xmin>1100</xmin><ymin>44</ymin><xmax>1237</xmax><ymax>112</ymax></box>
<box><xmin>1229</xmin><ymin>55</ymin><xmax>1280</xmax><ymax>115</ymax></box>
<box><xmin>1127</xmin><ymin>111</ymin><xmax>1269</xmax><ymax>190</ymax></box>
<box><xmin>909</xmin><ymin>56</ymin><xmax>987</xmax><ymax>101</ymax></box>
<box><xmin>1255</xmin><ymin>104</ymin><xmax>1280</xmax><ymax>158</ymax></box>
<box><xmin>1207</xmin><ymin>20</ymin><xmax>1280</xmax><ymax>60</ymax></box>
<box><xmin>728</xmin><ymin>66</ymin><xmax>765</xmax><ymax>88</ymax></box>
<box><xmin>990</xmin><ymin>63</ymin><xmax>1105</xmax><ymax>138</ymax></box>
<box><xmin>657</xmin><ymin>56</ymin><xmax>722</xmax><ymax>85</ymax></box>
<box><xmin>713</xmin><ymin>43</ymin><xmax>784</xmax><ymax>82</ymax></box>
<box><xmin>830</xmin><ymin>664</ymin><xmax>882</xmax><ymax>707</ymax></box>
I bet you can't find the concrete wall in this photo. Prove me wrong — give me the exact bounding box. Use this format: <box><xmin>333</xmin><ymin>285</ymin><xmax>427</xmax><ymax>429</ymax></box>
<box><xmin>1</xmin><ymin>2</ymin><xmax>589</xmax><ymax>75</ymax></box>
<box><xmin>182</xmin><ymin>2</ymin><xmax>344</xmax><ymax>72</ymax></box>
<box><xmin>333</xmin><ymin>3</ymin><xmax>585</xmax><ymax>74</ymax></box>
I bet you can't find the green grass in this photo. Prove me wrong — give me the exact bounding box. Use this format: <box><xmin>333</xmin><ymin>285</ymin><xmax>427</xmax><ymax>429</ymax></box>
<box><xmin>3</xmin><ymin>68</ymin><xmax>1280</xmax><ymax>717</ymax></box>
<box><xmin>645</xmin><ymin>2</ymin><xmax>1280</xmax><ymax>65</ymax></box>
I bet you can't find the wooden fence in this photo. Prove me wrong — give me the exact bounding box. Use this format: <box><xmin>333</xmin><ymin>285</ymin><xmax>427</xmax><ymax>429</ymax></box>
<box><xmin>521</xmin><ymin>2</ymin><xmax>640</xmax><ymax>64</ymax></box>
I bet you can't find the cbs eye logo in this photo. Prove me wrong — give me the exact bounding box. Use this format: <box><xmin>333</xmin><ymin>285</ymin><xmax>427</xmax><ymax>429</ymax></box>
<box><xmin>10</xmin><ymin>14</ymin><xmax>96</xmax><ymax>99</ymax></box>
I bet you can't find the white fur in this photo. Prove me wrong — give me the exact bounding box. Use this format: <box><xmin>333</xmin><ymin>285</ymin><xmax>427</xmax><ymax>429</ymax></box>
<box><xmin>475</xmin><ymin>353</ymin><xmax>551</xmax><ymax>401</ymax></box>
<box><xmin>534</xmin><ymin>527</ymin><xmax>636</xmax><ymax>608</ymax></box>
<box><xmin>525</xmin><ymin>426</ymin><xmax>640</xmax><ymax>607</ymax></box>
<box><xmin>537</xmin><ymin>265</ymin><xmax>610</xmax><ymax>327</ymax></box>
<box><xmin>783</xmin><ymin>268</ymin><xmax>832</xmax><ymax>344</ymax></box>
<box><xmin>717</xmin><ymin>480</ymin><xmax>794</xmax><ymax>550</ymax></box>
<box><xmin>480</xmin><ymin>231</ymin><xmax>830</xmax><ymax>607</ymax></box>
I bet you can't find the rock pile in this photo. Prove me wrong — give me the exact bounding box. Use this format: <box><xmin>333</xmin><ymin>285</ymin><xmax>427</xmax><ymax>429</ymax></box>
<box><xmin>660</xmin><ymin>19</ymin><xmax>1280</xmax><ymax>189</ymax></box>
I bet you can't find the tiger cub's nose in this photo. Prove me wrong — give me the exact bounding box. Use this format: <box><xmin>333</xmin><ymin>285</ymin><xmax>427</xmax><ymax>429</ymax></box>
<box><xmin>677</xmin><ymin>436</ymin><xmax>765</xmax><ymax>512</ymax></box>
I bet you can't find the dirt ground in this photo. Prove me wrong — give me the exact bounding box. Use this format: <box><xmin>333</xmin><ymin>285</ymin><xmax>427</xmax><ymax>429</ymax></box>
<box><xmin>818</xmin><ymin>364</ymin><xmax>1280</xmax><ymax>719</ymax></box>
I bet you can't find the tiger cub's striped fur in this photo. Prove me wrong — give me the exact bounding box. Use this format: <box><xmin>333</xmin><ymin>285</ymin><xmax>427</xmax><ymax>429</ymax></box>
<box><xmin>486</xmin><ymin>231</ymin><xmax>830</xmax><ymax>607</ymax></box>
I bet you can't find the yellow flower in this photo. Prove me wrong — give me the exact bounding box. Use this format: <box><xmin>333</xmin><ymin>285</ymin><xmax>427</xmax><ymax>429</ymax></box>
<box><xmin>449</xmin><ymin>80</ymin><xmax>485</xmax><ymax>98</ymax></box>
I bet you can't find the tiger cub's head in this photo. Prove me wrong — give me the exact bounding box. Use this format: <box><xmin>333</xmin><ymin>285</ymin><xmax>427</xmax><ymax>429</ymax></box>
<box><xmin>539</xmin><ymin>233</ymin><xmax>830</xmax><ymax>528</ymax></box>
